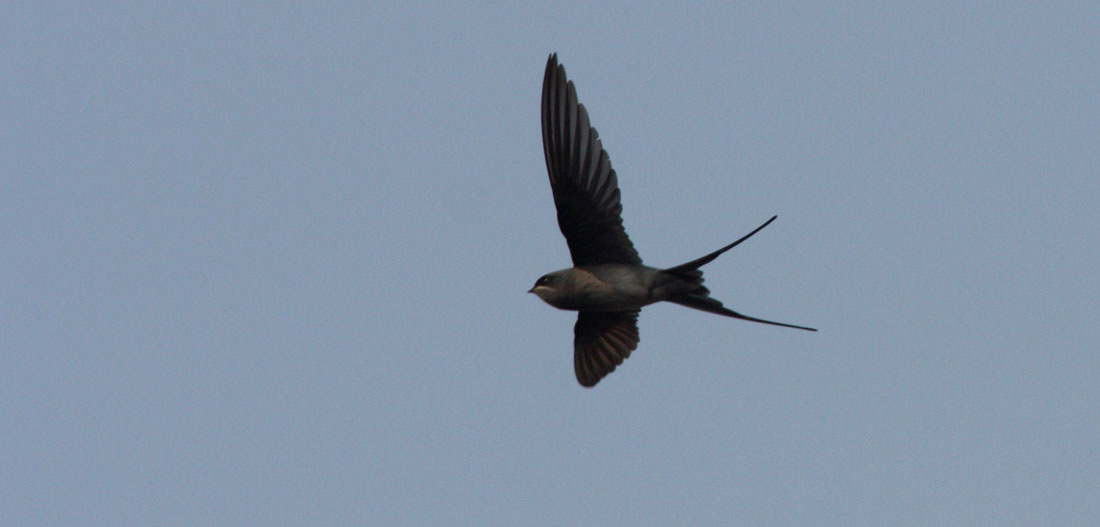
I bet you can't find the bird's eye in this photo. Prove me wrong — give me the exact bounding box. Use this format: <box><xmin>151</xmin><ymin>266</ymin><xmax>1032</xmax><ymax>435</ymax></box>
<box><xmin>536</xmin><ymin>275</ymin><xmax>551</xmax><ymax>286</ymax></box>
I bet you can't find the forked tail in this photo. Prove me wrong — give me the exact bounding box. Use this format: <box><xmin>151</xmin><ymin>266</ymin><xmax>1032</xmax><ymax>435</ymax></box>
<box><xmin>661</xmin><ymin>215</ymin><xmax>817</xmax><ymax>332</ymax></box>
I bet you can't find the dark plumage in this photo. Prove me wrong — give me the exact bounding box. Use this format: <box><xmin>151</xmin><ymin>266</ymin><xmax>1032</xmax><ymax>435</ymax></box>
<box><xmin>531</xmin><ymin>54</ymin><xmax>815</xmax><ymax>388</ymax></box>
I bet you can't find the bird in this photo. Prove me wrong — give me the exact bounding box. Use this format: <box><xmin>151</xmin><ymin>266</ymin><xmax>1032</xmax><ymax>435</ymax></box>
<box><xmin>529</xmin><ymin>53</ymin><xmax>817</xmax><ymax>388</ymax></box>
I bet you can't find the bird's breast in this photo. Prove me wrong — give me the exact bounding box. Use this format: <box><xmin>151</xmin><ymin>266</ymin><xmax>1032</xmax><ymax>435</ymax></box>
<box><xmin>565</xmin><ymin>265</ymin><xmax>659</xmax><ymax>311</ymax></box>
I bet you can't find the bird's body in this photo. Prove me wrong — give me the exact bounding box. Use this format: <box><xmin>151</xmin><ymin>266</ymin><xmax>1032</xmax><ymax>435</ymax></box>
<box><xmin>532</xmin><ymin>53</ymin><xmax>815</xmax><ymax>387</ymax></box>
<box><xmin>531</xmin><ymin>264</ymin><xmax>677</xmax><ymax>311</ymax></box>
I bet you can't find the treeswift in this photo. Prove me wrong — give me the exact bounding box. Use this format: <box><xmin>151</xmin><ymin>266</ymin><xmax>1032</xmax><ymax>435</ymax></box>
<box><xmin>529</xmin><ymin>53</ymin><xmax>816</xmax><ymax>388</ymax></box>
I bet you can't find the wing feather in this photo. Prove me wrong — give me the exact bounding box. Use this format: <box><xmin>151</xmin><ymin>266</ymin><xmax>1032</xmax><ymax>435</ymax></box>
<box><xmin>573</xmin><ymin>310</ymin><xmax>641</xmax><ymax>387</ymax></box>
<box><xmin>541</xmin><ymin>54</ymin><xmax>641</xmax><ymax>266</ymax></box>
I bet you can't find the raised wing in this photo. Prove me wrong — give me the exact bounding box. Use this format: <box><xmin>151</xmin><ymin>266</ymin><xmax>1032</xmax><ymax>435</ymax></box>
<box><xmin>541</xmin><ymin>54</ymin><xmax>641</xmax><ymax>266</ymax></box>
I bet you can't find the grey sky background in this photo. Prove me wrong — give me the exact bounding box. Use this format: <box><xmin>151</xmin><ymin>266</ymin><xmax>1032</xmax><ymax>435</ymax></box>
<box><xmin>4</xmin><ymin>3</ymin><xmax>1098</xmax><ymax>525</ymax></box>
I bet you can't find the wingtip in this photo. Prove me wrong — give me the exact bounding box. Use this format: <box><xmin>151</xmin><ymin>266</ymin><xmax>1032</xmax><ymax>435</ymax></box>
<box><xmin>544</xmin><ymin>53</ymin><xmax>564</xmax><ymax>90</ymax></box>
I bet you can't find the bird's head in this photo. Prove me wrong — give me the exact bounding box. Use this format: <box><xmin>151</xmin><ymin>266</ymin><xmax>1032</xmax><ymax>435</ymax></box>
<box><xmin>528</xmin><ymin>270</ymin><xmax>569</xmax><ymax>307</ymax></box>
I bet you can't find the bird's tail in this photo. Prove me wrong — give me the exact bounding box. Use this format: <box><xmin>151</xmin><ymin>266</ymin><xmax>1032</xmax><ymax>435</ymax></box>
<box><xmin>662</xmin><ymin>216</ymin><xmax>777</xmax><ymax>282</ymax></box>
<box><xmin>660</xmin><ymin>216</ymin><xmax>817</xmax><ymax>332</ymax></box>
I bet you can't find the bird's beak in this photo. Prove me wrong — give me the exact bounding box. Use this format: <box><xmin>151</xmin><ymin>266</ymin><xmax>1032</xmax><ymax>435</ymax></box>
<box><xmin>527</xmin><ymin>287</ymin><xmax>535</xmax><ymax>294</ymax></box>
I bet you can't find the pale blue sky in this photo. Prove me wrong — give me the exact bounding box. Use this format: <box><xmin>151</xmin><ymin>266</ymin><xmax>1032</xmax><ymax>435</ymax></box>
<box><xmin>3</xmin><ymin>2</ymin><xmax>1098</xmax><ymax>525</ymax></box>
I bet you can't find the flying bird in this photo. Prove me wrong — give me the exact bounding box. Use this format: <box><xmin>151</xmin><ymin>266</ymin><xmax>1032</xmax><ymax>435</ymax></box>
<box><xmin>531</xmin><ymin>53</ymin><xmax>816</xmax><ymax>388</ymax></box>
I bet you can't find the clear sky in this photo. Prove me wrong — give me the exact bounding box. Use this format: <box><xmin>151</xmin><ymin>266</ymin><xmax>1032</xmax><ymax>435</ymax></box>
<box><xmin>4</xmin><ymin>3</ymin><xmax>1098</xmax><ymax>525</ymax></box>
